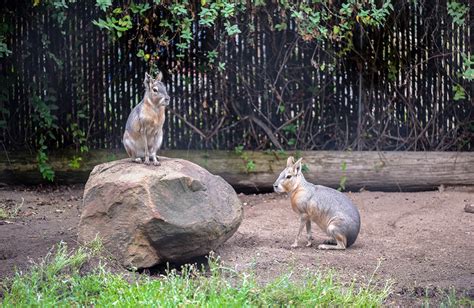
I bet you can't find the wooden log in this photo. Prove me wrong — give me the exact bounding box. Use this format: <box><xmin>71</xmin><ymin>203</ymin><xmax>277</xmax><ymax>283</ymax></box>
<box><xmin>0</xmin><ymin>150</ymin><xmax>473</xmax><ymax>192</ymax></box>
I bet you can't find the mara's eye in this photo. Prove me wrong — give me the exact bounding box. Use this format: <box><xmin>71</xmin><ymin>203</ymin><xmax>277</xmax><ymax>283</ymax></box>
<box><xmin>286</xmin><ymin>175</ymin><xmax>292</xmax><ymax>179</ymax></box>
<box><xmin>152</xmin><ymin>87</ymin><xmax>158</xmax><ymax>93</ymax></box>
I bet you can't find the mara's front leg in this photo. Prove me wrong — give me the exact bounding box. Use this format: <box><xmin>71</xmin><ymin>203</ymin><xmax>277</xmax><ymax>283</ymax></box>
<box><xmin>305</xmin><ymin>220</ymin><xmax>313</xmax><ymax>247</ymax></box>
<box><xmin>141</xmin><ymin>127</ymin><xmax>150</xmax><ymax>165</ymax></box>
<box><xmin>150</xmin><ymin>129</ymin><xmax>163</xmax><ymax>166</ymax></box>
<box><xmin>292</xmin><ymin>215</ymin><xmax>309</xmax><ymax>248</ymax></box>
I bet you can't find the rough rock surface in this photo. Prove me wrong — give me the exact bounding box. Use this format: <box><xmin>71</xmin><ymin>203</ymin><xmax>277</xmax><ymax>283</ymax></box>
<box><xmin>78</xmin><ymin>158</ymin><xmax>243</xmax><ymax>268</ymax></box>
<box><xmin>464</xmin><ymin>203</ymin><xmax>474</xmax><ymax>213</ymax></box>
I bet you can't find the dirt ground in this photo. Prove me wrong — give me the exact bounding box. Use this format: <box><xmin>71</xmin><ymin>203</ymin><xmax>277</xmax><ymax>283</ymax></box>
<box><xmin>0</xmin><ymin>184</ymin><xmax>473</xmax><ymax>305</ymax></box>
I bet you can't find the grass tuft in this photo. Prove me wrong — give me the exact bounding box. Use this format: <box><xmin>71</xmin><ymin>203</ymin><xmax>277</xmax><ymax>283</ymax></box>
<box><xmin>0</xmin><ymin>197</ymin><xmax>24</xmax><ymax>220</ymax></box>
<box><xmin>1</xmin><ymin>243</ymin><xmax>392</xmax><ymax>307</ymax></box>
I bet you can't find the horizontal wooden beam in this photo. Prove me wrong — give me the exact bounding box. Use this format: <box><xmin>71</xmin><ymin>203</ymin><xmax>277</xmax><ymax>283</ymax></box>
<box><xmin>1</xmin><ymin>150</ymin><xmax>473</xmax><ymax>192</ymax></box>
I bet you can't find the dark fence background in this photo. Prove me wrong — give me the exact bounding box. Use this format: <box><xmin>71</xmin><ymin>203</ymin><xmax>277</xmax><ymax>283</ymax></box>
<box><xmin>1</xmin><ymin>0</ymin><xmax>472</xmax><ymax>153</ymax></box>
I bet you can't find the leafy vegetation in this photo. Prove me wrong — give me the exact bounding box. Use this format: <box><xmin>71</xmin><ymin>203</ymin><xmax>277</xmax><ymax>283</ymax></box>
<box><xmin>447</xmin><ymin>1</ymin><xmax>469</xmax><ymax>26</ymax></box>
<box><xmin>0</xmin><ymin>0</ymin><xmax>472</xmax><ymax>176</ymax></box>
<box><xmin>447</xmin><ymin>1</ymin><xmax>471</xmax><ymax>103</ymax></box>
<box><xmin>1</xmin><ymin>0</ymin><xmax>91</xmax><ymax>181</ymax></box>
<box><xmin>0</xmin><ymin>36</ymin><xmax>11</xmax><ymax>58</ymax></box>
<box><xmin>235</xmin><ymin>145</ymin><xmax>256</xmax><ymax>173</ymax></box>
<box><xmin>90</xmin><ymin>0</ymin><xmax>395</xmax><ymax>70</ymax></box>
<box><xmin>337</xmin><ymin>161</ymin><xmax>348</xmax><ymax>192</ymax></box>
<box><xmin>0</xmin><ymin>198</ymin><xmax>23</xmax><ymax>220</ymax></box>
<box><xmin>31</xmin><ymin>95</ymin><xmax>59</xmax><ymax>181</ymax></box>
<box><xmin>461</xmin><ymin>54</ymin><xmax>474</xmax><ymax>81</ymax></box>
<box><xmin>1</xmin><ymin>242</ymin><xmax>391</xmax><ymax>307</ymax></box>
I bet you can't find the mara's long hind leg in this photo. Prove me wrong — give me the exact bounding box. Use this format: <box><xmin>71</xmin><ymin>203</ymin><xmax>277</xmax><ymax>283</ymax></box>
<box><xmin>318</xmin><ymin>224</ymin><xmax>347</xmax><ymax>250</ymax></box>
<box><xmin>123</xmin><ymin>134</ymin><xmax>142</xmax><ymax>163</ymax></box>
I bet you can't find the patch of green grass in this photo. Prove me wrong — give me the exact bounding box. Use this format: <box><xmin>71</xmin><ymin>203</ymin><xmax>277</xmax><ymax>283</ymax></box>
<box><xmin>0</xmin><ymin>197</ymin><xmax>23</xmax><ymax>220</ymax></box>
<box><xmin>0</xmin><ymin>208</ymin><xmax>8</xmax><ymax>219</ymax></box>
<box><xmin>1</xmin><ymin>243</ymin><xmax>391</xmax><ymax>307</ymax></box>
<box><xmin>421</xmin><ymin>287</ymin><xmax>474</xmax><ymax>308</ymax></box>
<box><xmin>440</xmin><ymin>290</ymin><xmax>474</xmax><ymax>307</ymax></box>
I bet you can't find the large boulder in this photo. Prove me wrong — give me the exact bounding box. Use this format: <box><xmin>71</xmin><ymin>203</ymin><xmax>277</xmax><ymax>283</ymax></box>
<box><xmin>78</xmin><ymin>158</ymin><xmax>243</xmax><ymax>268</ymax></box>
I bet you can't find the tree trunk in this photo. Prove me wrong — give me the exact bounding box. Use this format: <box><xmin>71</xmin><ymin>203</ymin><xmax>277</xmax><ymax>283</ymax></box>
<box><xmin>1</xmin><ymin>150</ymin><xmax>473</xmax><ymax>192</ymax></box>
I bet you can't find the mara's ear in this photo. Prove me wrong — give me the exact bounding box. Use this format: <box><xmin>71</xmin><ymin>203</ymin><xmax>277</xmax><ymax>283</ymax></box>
<box><xmin>156</xmin><ymin>71</ymin><xmax>163</xmax><ymax>81</ymax></box>
<box><xmin>293</xmin><ymin>157</ymin><xmax>303</xmax><ymax>174</ymax></box>
<box><xmin>144</xmin><ymin>72</ymin><xmax>153</xmax><ymax>89</ymax></box>
<box><xmin>145</xmin><ymin>72</ymin><xmax>152</xmax><ymax>83</ymax></box>
<box><xmin>286</xmin><ymin>156</ymin><xmax>295</xmax><ymax>168</ymax></box>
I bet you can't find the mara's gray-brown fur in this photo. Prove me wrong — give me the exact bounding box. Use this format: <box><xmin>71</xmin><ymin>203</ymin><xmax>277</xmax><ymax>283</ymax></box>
<box><xmin>273</xmin><ymin>156</ymin><xmax>361</xmax><ymax>250</ymax></box>
<box><xmin>122</xmin><ymin>72</ymin><xmax>170</xmax><ymax>166</ymax></box>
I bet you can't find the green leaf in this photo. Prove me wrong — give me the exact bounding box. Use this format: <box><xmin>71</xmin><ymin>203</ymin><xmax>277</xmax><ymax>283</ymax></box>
<box><xmin>224</xmin><ymin>22</ymin><xmax>241</xmax><ymax>36</ymax></box>
<box><xmin>275</xmin><ymin>22</ymin><xmax>287</xmax><ymax>31</ymax></box>
<box><xmin>92</xmin><ymin>18</ymin><xmax>111</xmax><ymax>30</ymax></box>
<box><xmin>278</xmin><ymin>104</ymin><xmax>285</xmax><ymax>114</ymax></box>
<box><xmin>341</xmin><ymin>161</ymin><xmax>347</xmax><ymax>172</ymax></box>
<box><xmin>234</xmin><ymin>145</ymin><xmax>244</xmax><ymax>155</ymax></box>
<box><xmin>453</xmin><ymin>84</ymin><xmax>466</xmax><ymax>101</ymax></box>
<box><xmin>206</xmin><ymin>50</ymin><xmax>218</xmax><ymax>63</ymax></box>
<box><xmin>337</xmin><ymin>176</ymin><xmax>347</xmax><ymax>191</ymax></box>
<box><xmin>95</xmin><ymin>0</ymin><xmax>112</xmax><ymax>12</ymax></box>
<box><xmin>282</xmin><ymin>123</ymin><xmax>297</xmax><ymax>134</ymax></box>
<box><xmin>218</xmin><ymin>62</ymin><xmax>226</xmax><ymax>71</ymax></box>
<box><xmin>246</xmin><ymin>160</ymin><xmax>256</xmax><ymax>172</ymax></box>
<box><xmin>137</xmin><ymin>49</ymin><xmax>145</xmax><ymax>58</ymax></box>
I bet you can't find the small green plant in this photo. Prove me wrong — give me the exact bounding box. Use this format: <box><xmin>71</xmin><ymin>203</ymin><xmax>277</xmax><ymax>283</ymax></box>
<box><xmin>68</xmin><ymin>155</ymin><xmax>82</xmax><ymax>169</ymax></box>
<box><xmin>246</xmin><ymin>160</ymin><xmax>256</xmax><ymax>172</ymax></box>
<box><xmin>37</xmin><ymin>138</ymin><xmax>55</xmax><ymax>181</ymax></box>
<box><xmin>0</xmin><ymin>198</ymin><xmax>24</xmax><ymax>220</ymax></box>
<box><xmin>277</xmin><ymin>104</ymin><xmax>285</xmax><ymax>114</ymax></box>
<box><xmin>0</xmin><ymin>208</ymin><xmax>8</xmax><ymax>219</ymax></box>
<box><xmin>68</xmin><ymin>120</ymin><xmax>89</xmax><ymax>169</ymax></box>
<box><xmin>439</xmin><ymin>288</ymin><xmax>474</xmax><ymax>307</ymax></box>
<box><xmin>71</xmin><ymin>122</ymin><xmax>88</xmax><ymax>151</ymax></box>
<box><xmin>234</xmin><ymin>144</ymin><xmax>244</xmax><ymax>155</ymax></box>
<box><xmin>337</xmin><ymin>161</ymin><xmax>348</xmax><ymax>192</ymax></box>
<box><xmin>235</xmin><ymin>145</ymin><xmax>256</xmax><ymax>173</ymax></box>
<box><xmin>31</xmin><ymin>94</ymin><xmax>59</xmax><ymax>181</ymax></box>
<box><xmin>84</xmin><ymin>235</ymin><xmax>104</xmax><ymax>256</ymax></box>
<box><xmin>282</xmin><ymin>123</ymin><xmax>298</xmax><ymax>147</ymax></box>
